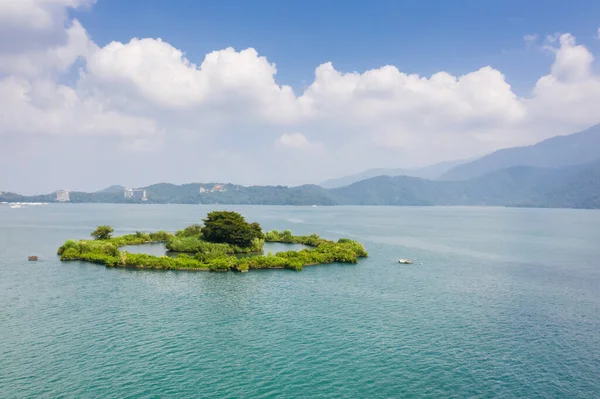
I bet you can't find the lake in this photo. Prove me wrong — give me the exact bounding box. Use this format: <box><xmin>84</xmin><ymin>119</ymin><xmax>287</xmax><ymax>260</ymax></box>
<box><xmin>1</xmin><ymin>204</ymin><xmax>599</xmax><ymax>398</ymax></box>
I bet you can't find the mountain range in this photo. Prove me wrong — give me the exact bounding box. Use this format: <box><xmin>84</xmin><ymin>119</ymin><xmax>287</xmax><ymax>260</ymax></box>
<box><xmin>323</xmin><ymin>124</ymin><xmax>600</xmax><ymax>184</ymax></box>
<box><xmin>440</xmin><ymin>124</ymin><xmax>600</xmax><ymax>180</ymax></box>
<box><xmin>2</xmin><ymin>124</ymin><xmax>600</xmax><ymax>209</ymax></box>
<box><xmin>331</xmin><ymin>162</ymin><xmax>599</xmax><ymax>208</ymax></box>
<box><xmin>320</xmin><ymin>159</ymin><xmax>469</xmax><ymax>188</ymax></box>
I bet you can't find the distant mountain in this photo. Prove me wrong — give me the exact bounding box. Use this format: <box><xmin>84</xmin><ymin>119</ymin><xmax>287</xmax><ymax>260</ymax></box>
<box><xmin>320</xmin><ymin>159</ymin><xmax>468</xmax><ymax>188</ymax></box>
<box><xmin>2</xmin><ymin>161</ymin><xmax>599</xmax><ymax>208</ymax></box>
<box><xmin>441</xmin><ymin>124</ymin><xmax>600</xmax><ymax>181</ymax></box>
<box><xmin>142</xmin><ymin>183</ymin><xmax>336</xmax><ymax>205</ymax></box>
<box><xmin>330</xmin><ymin>162</ymin><xmax>594</xmax><ymax>208</ymax></box>
<box><xmin>0</xmin><ymin>183</ymin><xmax>337</xmax><ymax>206</ymax></box>
<box><xmin>97</xmin><ymin>185</ymin><xmax>126</xmax><ymax>193</ymax></box>
<box><xmin>520</xmin><ymin>161</ymin><xmax>600</xmax><ymax>209</ymax></box>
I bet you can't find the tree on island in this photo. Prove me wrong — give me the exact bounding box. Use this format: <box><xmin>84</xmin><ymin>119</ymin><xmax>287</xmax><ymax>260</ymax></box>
<box><xmin>201</xmin><ymin>211</ymin><xmax>264</xmax><ymax>247</ymax></box>
<box><xmin>91</xmin><ymin>225</ymin><xmax>114</xmax><ymax>240</ymax></box>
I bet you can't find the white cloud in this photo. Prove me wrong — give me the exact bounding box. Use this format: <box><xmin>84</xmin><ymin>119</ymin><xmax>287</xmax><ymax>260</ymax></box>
<box><xmin>0</xmin><ymin>0</ymin><xmax>94</xmax><ymax>58</ymax></box>
<box><xmin>0</xmin><ymin>0</ymin><xmax>155</xmax><ymax>150</ymax></box>
<box><xmin>83</xmin><ymin>39</ymin><xmax>302</xmax><ymax>124</ymax></box>
<box><xmin>0</xmin><ymin>19</ymin><xmax>94</xmax><ymax>77</ymax></box>
<box><xmin>524</xmin><ymin>34</ymin><xmax>538</xmax><ymax>45</ymax></box>
<box><xmin>596</xmin><ymin>28</ymin><xmax>600</xmax><ymax>40</ymax></box>
<box><xmin>0</xmin><ymin>0</ymin><xmax>94</xmax><ymax>29</ymax></box>
<box><xmin>302</xmin><ymin>63</ymin><xmax>526</xmax><ymax>127</ymax></box>
<box><xmin>1</xmin><ymin>0</ymin><xmax>600</xmax><ymax>192</ymax></box>
<box><xmin>276</xmin><ymin>133</ymin><xmax>310</xmax><ymax>149</ymax></box>
<box><xmin>0</xmin><ymin>75</ymin><xmax>160</xmax><ymax>138</ymax></box>
<box><xmin>527</xmin><ymin>33</ymin><xmax>600</xmax><ymax>132</ymax></box>
<box><xmin>549</xmin><ymin>34</ymin><xmax>594</xmax><ymax>81</ymax></box>
<box><xmin>275</xmin><ymin>133</ymin><xmax>323</xmax><ymax>151</ymax></box>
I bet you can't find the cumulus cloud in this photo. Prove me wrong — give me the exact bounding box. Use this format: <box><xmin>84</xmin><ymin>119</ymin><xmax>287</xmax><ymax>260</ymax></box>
<box><xmin>82</xmin><ymin>39</ymin><xmax>302</xmax><ymax>125</ymax></box>
<box><xmin>0</xmin><ymin>19</ymin><xmax>94</xmax><ymax>77</ymax></box>
<box><xmin>300</xmin><ymin>63</ymin><xmax>525</xmax><ymax>137</ymax></box>
<box><xmin>1</xmin><ymin>0</ymin><xmax>600</xmax><ymax>193</ymax></box>
<box><xmin>0</xmin><ymin>0</ymin><xmax>95</xmax><ymax>66</ymax></box>
<box><xmin>527</xmin><ymin>33</ymin><xmax>600</xmax><ymax>132</ymax></box>
<box><xmin>0</xmin><ymin>76</ymin><xmax>159</xmax><ymax>137</ymax></box>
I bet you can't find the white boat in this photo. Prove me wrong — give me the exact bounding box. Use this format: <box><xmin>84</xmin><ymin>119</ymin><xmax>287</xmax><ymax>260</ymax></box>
<box><xmin>398</xmin><ymin>259</ymin><xmax>413</xmax><ymax>264</ymax></box>
<box><xmin>10</xmin><ymin>204</ymin><xmax>22</xmax><ymax>209</ymax></box>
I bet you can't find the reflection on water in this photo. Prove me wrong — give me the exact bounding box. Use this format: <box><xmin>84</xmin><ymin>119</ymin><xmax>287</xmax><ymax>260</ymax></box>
<box><xmin>120</xmin><ymin>241</ymin><xmax>307</xmax><ymax>257</ymax></box>
<box><xmin>120</xmin><ymin>242</ymin><xmax>169</xmax><ymax>256</ymax></box>
<box><xmin>236</xmin><ymin>242</ymin><xmax>308</xmax><ymax>258</ymax></box>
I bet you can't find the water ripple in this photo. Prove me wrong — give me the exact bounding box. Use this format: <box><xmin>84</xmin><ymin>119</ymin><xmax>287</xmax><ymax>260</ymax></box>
<box><xmin>1</xmin><ymin>205</ymin><xmax>600</xmax><ymax>398</ymax></box>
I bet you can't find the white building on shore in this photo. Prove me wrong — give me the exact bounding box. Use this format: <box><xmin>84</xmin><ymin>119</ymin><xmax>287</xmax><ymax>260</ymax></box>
<box><xmin>56</xmin><ymin>189</ymin><xmax>70</xmax><ymax>202</ymax></box>
<box><xmin>124</xmin><ymin>188</ymin><xmax>148</xmax><ymax>201</ymax></box>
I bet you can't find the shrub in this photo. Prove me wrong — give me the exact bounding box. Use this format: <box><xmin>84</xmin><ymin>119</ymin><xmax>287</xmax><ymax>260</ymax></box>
<box><xmin>149</xmin><ymin>230</ymin><xmax>172</xmax><ymax>241</ymax></box>
<box><xmin>176</xmin><ymin>224</ymin><xmax>203</xmax><ymax>237</ymax></box>
<box><xmin>91</xmin><ymin>225</ymin><xmax>114</xmax><ymax>240</ymax></box>
<box><xmin>57</xmin><ymin>239</ymin><xmax>80</xmax><ymax>255</ymax></box>
<box><xmin>201</xmin><ymin>211</ymin><xmax>264</xmax><ymax>247</ymax></box>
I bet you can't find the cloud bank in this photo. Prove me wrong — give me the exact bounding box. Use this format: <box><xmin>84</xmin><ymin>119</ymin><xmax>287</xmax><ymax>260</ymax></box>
<box><xmin>1</xmin><ymin>0</ymin><xmax>600</xmax><ymax>193</ymax></box>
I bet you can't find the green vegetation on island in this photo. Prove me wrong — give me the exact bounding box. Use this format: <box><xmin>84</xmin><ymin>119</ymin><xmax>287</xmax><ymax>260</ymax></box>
<box><xmin>57</xmin><ymin>211</ymin><xmax>368</xmax><ymax>272</ymax></box>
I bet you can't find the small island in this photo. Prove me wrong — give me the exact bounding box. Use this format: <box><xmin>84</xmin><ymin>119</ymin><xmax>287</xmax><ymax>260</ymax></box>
<box><xmin>57</xmin><ymin>211</ymin><xmax>368</xmax><ymax>272</ymax></box>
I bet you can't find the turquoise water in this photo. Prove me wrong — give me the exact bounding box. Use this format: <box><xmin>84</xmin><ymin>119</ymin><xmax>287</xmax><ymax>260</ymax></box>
<box><xmin>1</xmin><ymin>204</ymin><xmax>599</xmax><ymax>398</ymax></box>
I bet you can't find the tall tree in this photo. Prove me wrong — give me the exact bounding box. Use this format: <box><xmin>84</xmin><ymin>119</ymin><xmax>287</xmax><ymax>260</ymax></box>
<box><xmin>201</xmin><ymin>211</ymin><xmax>264</xmax><ymax>247</ymax></box>
<box><xmin>91</xmin><ymin>225</ymin><xmax>114</xmax><ymax>240</ymax></box>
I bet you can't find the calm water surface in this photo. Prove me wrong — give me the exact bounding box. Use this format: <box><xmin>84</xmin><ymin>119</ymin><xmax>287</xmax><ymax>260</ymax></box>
<box><xmin>1</xmin><ymin>204</ymin><xmax>599</xmax><ymax>398</ymax></box>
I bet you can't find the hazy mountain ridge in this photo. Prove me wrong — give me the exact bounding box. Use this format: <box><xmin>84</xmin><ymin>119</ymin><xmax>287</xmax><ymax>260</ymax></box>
<box><xmin>319</xmin><ymin>159</ymin><xmax>468</xmax><ymax>188</ymax></box>
<box><xmin>3</xmin><ymin>126</ymin><xmax>600</xmax><ymax>209</ymax></box>
<box><xmin>2</xmin><ymin>161</ymin><xmax>598</xmax><ymax>208</ymax></box>
<box><xmin>97</xmin><ymin>185</ymin><xmax>126</xmax><ymax>193</ymax></box>
<box><xmin>330</xmin><ymin>162</ymin><xmax>596</xmax><ymax>207</ymax></box>
<box><xmin>440</xmin><ymin>124</ymin><xmax>600</xmax><ymax>181</ymax></box>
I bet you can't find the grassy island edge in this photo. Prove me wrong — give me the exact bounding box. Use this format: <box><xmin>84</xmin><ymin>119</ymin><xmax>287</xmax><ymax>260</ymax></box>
<box><xmin>57</xmin><ymin>212</ymin><xmax>367</xmax><ymax>272</ymax></box>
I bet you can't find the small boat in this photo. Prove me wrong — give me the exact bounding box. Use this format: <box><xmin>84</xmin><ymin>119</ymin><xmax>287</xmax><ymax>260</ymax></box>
<box><xmin>10</xmin><ymin>204</ymin><xmax>22</xmax><ymax>209</ymax></box>
<box><xmin>398</xmin><ymin>259</ymin><xmax>413</xmax><ymax>264</ymax></box>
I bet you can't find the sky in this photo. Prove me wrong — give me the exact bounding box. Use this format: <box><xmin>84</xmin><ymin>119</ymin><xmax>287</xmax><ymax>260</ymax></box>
<box><xmin>1</xmin><ymin>0</ymin><xmax>600</xmax><ymax>194</ymax></box>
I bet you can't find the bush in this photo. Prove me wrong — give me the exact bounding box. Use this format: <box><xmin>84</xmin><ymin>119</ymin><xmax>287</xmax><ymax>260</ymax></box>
<box><xmin>201</xmin><ymin>211</ymin><xmax>264</xmax><ymax>247</ymax></box>
<box><xmin>57</xmin><ymin>239</ymin><xmax>80</xmax><ymax>255</ymax></box>
<box><xmin>149</xmin><ymin>230</ymin><xmax>172</xmax><ymax>241</ymax></box>
<box><xmin>176</xmin><ymin>224</ymin><xmax>203</xmax><ymax>237</ymax></box>
<box><xmin>167</xmin><ymin>237</ymin><xmax>232</xmax><ymax>255</ymax></box>
<box><xmin>91</xmin><ymin>225</ymin><xmax>114</xmax><ymax>240</ymax></box>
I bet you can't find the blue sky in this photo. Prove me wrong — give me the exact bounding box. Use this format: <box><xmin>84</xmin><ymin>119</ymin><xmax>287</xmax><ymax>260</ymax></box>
<box><xmin>1</xmin><ymin>0</ymin><xmax>600</xmax><ymax>193</ymax></box>
<box><xmin>74</xmin><ymin>0</ymin><xmax>600</xmax><ymax>95</ymax></box>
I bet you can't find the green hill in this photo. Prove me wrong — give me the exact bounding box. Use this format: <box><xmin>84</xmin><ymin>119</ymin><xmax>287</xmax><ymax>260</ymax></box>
<box><xmin>441</xmin><ymin>124</ymin><xmax>600</xmax><ymax>181</ymax></box>
<box><xmin>2</xmin><ymin>162</ymin><xmax>599</xmax><ymax>208</ymax></box>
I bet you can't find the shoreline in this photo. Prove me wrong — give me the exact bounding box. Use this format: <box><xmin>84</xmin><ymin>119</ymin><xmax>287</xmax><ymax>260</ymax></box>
<box><xmin>57</xmin><ymin>225</ymin><xmax>368</xmax><ymax>273</ymax></box>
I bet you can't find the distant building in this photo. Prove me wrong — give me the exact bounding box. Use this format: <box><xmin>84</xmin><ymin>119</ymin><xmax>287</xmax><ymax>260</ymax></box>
<box><xmin>199</xmin><ymin>184</ymin><xmax>226</xmax><ymax>194</ymax></box>
<box><xmin>56</xmin><ymin>190</ymin><xmax>70</xmax><ymax>202</ymax></box>
<box><xmin>124</xmin><ymin>188</ymin><xmax>148</xmax><ymax>201</ymax></box>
